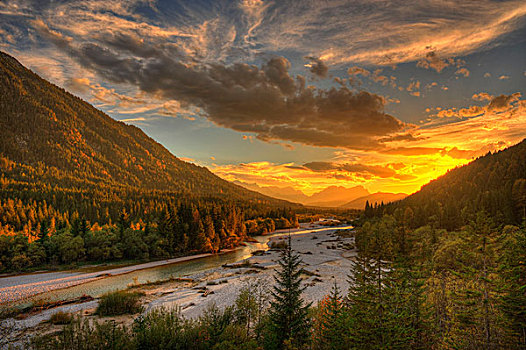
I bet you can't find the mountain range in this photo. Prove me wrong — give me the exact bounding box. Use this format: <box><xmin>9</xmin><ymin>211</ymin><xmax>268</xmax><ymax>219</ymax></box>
<box><xmin>235</xmin><ymin>181</ymin><xmax>407</xmax><ymax>208</ymax></box>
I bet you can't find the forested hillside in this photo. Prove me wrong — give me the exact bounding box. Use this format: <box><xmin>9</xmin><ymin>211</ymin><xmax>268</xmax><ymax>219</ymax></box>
<box><xmin>0</xmin><ymin>51</ymin><xmax>298</xmax><ymax>272</ymax></box>
<box><xmin>365</xmin><ymin>139</ymin><xmax>526</xmax><ymax>229</ymax></box>
<box><xmin>351</xmin><ymin>140</ymin><xmax>526</xmax><ymax>348</ymax></box>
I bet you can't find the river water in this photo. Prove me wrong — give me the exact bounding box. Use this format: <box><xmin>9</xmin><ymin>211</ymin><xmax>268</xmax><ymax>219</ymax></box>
<box><xmin>0</xmin><ymin>225</ymin><xmax>353</xmax><ymax>307</ymax></box>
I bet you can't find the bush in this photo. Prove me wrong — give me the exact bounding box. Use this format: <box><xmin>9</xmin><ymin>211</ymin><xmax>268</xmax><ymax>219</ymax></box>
<box><xmin>31</xmin><ymin>318</ymin><xmax>129</xmax><ymax>350</ymax></box>
<box><xmin>96</xmin><ymin>290</ymin><xmax>143</xmax><ymax>316</ymax></box>
<box><xmin>133</xmin><ymin>308</ymin><xmax>202</xmax><ymax>349</ymax></box>
<box><xmin>49</xmin><ymin>311</ymin><xmax>73</xmax><ymax>325</ymax></box>
<box><xmin>270</xmin><ymin>240</ymin><xmax>288</xmax><ymax>250</ymax></box>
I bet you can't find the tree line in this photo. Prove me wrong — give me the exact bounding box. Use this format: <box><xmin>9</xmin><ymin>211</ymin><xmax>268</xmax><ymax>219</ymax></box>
<box><xmin>0</xmin><ymin>201</ymin><xmax>298</xmax><ymax>273</ymax></box>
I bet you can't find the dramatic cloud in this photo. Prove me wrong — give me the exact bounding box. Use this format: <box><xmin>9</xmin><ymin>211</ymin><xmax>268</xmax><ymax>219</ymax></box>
<box><xmin>1</xmin><ymin>0</ymin><xmax>524</xmax><ymax>195</ymax></box>
<box><xmin>31</xmin><ymin>19</ymin><xmax>408</xmax><ymax>150</ymax></box>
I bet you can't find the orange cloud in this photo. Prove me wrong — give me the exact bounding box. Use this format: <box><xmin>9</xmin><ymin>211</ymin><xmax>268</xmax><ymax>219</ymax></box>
<box><xmin>213</xmin><ymin>93</ymin><xmax>526</xmax><ymax>195</ymax></box>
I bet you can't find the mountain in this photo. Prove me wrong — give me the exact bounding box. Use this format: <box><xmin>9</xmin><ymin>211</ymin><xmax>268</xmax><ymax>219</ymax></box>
<box><xmin>305</xmin><ymin>185</ymin><xmax>369</xmax><ymax>207</ymax></box>
<box><xmin>0</xmin><ymin>51</ymin><xmax>294</xmax><ymax>227</ymax></box>
<box><xmin>235</xmin><ymin>182</ymin><xmax>372</xmax><ymax>207</ymax></box>
<box><xmin>233</xmin><ymin>181</ymin><xmax>310</xmax><ymax>203</ymax></box>
<box><xmin>341</xmin><ymin>192</ymin><xmax>407</xmax><ymax>209</ymax></box>
<box><xmin>374</xmin><ymin>139</ymin><xmax>526</xmax><ymax>229</ymax></box>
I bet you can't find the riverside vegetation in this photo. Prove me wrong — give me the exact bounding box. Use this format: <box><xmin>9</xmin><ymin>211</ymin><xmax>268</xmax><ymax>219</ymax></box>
<box><xmin>26</xmin><ymin>216</ymin><xmax>526</xmax><ymax>349</ymax></box>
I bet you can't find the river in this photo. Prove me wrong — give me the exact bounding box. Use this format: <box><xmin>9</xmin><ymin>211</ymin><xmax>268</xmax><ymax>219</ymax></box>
<box><xmin>0</xmin><ymin>225</ymin><xmax>353</xmax><ymax>307</ymax></box>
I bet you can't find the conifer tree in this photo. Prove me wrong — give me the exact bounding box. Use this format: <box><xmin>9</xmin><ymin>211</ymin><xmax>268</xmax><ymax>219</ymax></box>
<box><xmin>499</xmin><ymin>224</ymin><xmax>526</xmax><ymax>347</ymax></box>
<box><xmin>265</xmin><ymin>235</ymin><xmax>311</xmax><ymax>349</ymax></box>
<box><xmin>313</xmin><ymin>280</ymin><xmax>346</xmax><ymax>350</ymax></box>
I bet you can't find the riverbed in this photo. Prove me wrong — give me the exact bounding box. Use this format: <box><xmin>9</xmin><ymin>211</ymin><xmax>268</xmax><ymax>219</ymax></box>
<box><xmin>0</xmin><ymin>224</ymin><xmax>353</xmax><ymax>306</ymax></box>
<box><xmin>0</xmin><ymin>224</ymin><xmax>356</xmax><ymax>348</ymax></box>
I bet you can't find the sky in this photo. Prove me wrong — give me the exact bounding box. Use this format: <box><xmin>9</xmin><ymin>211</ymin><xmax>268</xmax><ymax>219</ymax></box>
<box><xmin>0</xmin><ymin>0</ymin><xmax>525</xmax><ymax>196</ymax></box>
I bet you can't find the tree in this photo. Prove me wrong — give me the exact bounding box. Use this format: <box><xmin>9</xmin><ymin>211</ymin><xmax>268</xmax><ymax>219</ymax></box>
<box><xmin>235</xmin><ymin>280</ymin><xmax>269</xmax><ymax>338</ymax></box>
<box><xmin>499</xmin><ymin>224</ymin><xmax>526</xmax><ymax>347</ymax></box>
<box><xmin>312</xmin><ymin>281</ymin><xmax>346</xmax><ymax>350</ymax></box>
<box><xmin>265</xmin><ymin>235</ymin><xmax>311</xmax><ymax>349</ymax></box>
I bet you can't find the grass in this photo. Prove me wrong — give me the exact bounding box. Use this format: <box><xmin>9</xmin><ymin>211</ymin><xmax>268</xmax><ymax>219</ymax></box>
<box><xmin>96</xmin><ymin>290</ymin><xmax>144</xmax><ymax>316</ymax></box>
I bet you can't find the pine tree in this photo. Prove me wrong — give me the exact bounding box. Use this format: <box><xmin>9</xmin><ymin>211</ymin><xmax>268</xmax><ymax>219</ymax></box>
<box><xmin>265</xmin><ymin>235</ymin><xmax>311</xmax><ymax>349</ymax></box>
<box><xmin>117</xmin><ymin>209</ymin><xmax>129</xmax><ymax>239</ymax></box>
<box><xmin>313</xmin><ymin>280</ymin><xmax>346</xmax><ymax>350</ymax></box>
<box><xmin>499</xmin><ymin>224</ymin><xmax>526</xmax><ymax>347</ymax></box>
<box><xmin>346</xmin><ymin>250</ymin><xmax>418</xmax><ymax>348</ymax></box>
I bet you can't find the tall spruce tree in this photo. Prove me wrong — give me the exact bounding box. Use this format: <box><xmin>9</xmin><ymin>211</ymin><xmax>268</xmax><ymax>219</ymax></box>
<box><xmin>499</xmin><ymin>224</ymin><xmax>526</xmax><ymax>347</ymax></box>
<box><xmin>265</xmin><ymin>235</ymin><xmax>311</xmax><ymax>349</ymax></box>
<box><xmin>314</xmin><ymin>280</ymin><xmax>346</xmax><ymax>350</ymax></box>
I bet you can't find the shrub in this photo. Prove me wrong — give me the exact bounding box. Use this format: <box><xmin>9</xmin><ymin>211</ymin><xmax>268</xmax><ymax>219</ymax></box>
<box><xmin>270</xmin><ymin>240</ymin><xmax>288</xmax><ymax>250</ymax></box>
<box><xmin>49</xmin><ymin>311</ymin><xmax>73</xmax><ymax>325</ymax></box>
<box><xmin>96</xmin><ymin>290</ymin><xmax>143</xmax><ymax>316</ymax></box>
<box><xmin>31</xmin><ymin>318</ymin><xmax>129</xmax><ymax>350</ymax></box>
<box><xmin>133</xmin><ymin>308</ymin><xmax>202</xmax><ymax>349</ymax></box>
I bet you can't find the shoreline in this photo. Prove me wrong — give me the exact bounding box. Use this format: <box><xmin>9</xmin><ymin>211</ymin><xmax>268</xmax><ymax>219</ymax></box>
<box><xmin>0</xmin><ymin>225</ymin><xmax>315</xmax><ymax>306</ymax></box>
<box><xmin>0</xmin><ymin>226</ymin><xmax>356</xmax><ymax>349</ymax></box>
<box><xmin>0</xmin><ymin>224</ymin><xmax>352</xmax><ymax>306</ymax></box>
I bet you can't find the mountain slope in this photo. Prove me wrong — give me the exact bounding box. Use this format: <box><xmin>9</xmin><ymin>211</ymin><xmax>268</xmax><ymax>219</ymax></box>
<box><xmin>378</xmin><ymin>140</ymin><xmax>526</xmax><ymax>229</ymax></box>
<box><xmin>341</xmin><ymin>192</ymin><xmax>407</xmax><ymax>209</ymax></box>
<box><xmin>0</xmin><ymin>51</ymin><xmax>288</xmax><ymax>205</ymax></box>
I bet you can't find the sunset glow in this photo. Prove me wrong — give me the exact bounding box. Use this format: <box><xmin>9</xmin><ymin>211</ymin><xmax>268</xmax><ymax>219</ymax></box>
<box><xmin>1</xmin><ymin>0</ymin><xmax>524</xmax><ymax>196</ymax></box>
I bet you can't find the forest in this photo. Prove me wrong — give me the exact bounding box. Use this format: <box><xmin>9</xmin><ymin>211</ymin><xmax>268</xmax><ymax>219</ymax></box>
<box><xmin>28</xmin><ymin>214</ymin><xmax>526</xmax><ymax>349</ymax></box>
<box><xmin>0</xmin><ymin>51</ymin><xmax>302</xmax><ymax>273</ymax></box>
<box><xmin>0</xmin><ymin>198</ymin><xmax>298</xmax><ymax>273</ymax></box>
<box><xmin>27</xmin><ymin>140</ymin><xmax>526</xmax><ymax>349</ymax></box>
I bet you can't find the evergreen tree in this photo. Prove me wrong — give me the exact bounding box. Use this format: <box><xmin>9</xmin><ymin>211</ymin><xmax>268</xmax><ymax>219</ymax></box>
<box><xmin>313</xmin><ymin>280</ymin><xmax>346</xmax><ymax>350</ymax></box>
<box><xmin>265</xmin><ymin>235</ymin><xmax>311</xmax><ymax>349</ymax></box>
<box><xmin>499</xmin><ymin>224</ymin><xmax>526</xmax><ymax>347</ymax></box>
<box><xmin>117</xmin><ymin>209</ymin><xmax>129</xmax><ymax>239</ymax></box>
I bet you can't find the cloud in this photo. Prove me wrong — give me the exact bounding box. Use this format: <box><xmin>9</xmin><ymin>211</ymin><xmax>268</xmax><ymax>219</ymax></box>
<box><xmin>265</xmin><ymin>0</ymin><xmax>526</xmax><ymax>66</ymax></box>
<box><xmin>212</xmin><ymin>93</ymin><xmax>525</xmax><ymax>195</ymax></box>
<box><xmin>406</xmin><ymin>80</ymin><xmax>421</xmax><ymax>96</ymax></box>
<box><xmin>178</xmin><ymin>156</ymin><xmax>196</xmax><ymax>163</ymax></box>
<box><xmin>486</xmin><ymin>93</ymin><xmax>521</xmax><ymax>112</ymax></box>
<box><xmin>304</xmin><ymin>56</ymin><xmax>328</xmax><ymax>78</ymax></box>
<box><xmin>416</xmin><ymin>50</ymin><xmax>465</xmax><ymax>73</ymax></box>
<box><xmin>347</xmin><ymin>66</ymin><xmax>370</xmax><ymax>76</ymax></box>
<box><xmin>432</xmin><ymin>93</ymin><xmax>521</xmax><ymax>120</ymax></box>
<box><xmin>472</xmin><ymin>92</ymin><xmax>493</xmax><ymax>101</ymax></box>
<box><xmin>455</xmin><ymin>67</ymin><xmax>470</xmax><ymax>77</ymax></box>
<box><xmin>371</xmin><ymin>69</ymin><xmax>389</xmax><ymax>86</ymax></box>
<box><xmin>33</xmin><ymin>18</ymin><xmax>407</xmax><ymax>150</ymax></box>
<box><xmin>303</xmin><ymin>161</ymin><xmax>400</xmax><ymax>179</ymax></box>
<box><xmin>416</xmin><ymin>51</ymin><xmax>449</xmax><ymax>72</ymax></box>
